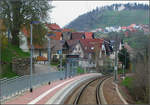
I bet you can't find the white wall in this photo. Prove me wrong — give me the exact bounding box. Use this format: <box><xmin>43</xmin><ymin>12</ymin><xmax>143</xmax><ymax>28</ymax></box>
<box><xmin>19</xmin><ymin>33</ymin><xmax>29</xmax><ymax>52</ymax></box>
<box><xmin>72</xmin><ymin>43</ymin><xmax>84</xmax><ymax>58</ymax></box>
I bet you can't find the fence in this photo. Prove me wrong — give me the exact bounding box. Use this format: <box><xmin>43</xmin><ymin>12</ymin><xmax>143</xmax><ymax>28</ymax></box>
<box><xmin>0</xmin><ymin>58</ymin><xmax>79</xmax><ymax>102</ymax></box>
<box><xmin>0</xmin><ymin>71</ymin><xmax>66</xmax><ymax>102</ymax></box>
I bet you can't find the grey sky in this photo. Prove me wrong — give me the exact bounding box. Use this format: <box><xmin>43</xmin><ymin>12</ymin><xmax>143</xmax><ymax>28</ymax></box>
<box><xmin>50</xmin><ymin>1</ymin><xmax>149</xmax><ymax>28</ymax></box>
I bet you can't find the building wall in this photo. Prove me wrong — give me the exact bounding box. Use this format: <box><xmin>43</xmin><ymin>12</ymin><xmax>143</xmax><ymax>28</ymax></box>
<box><xmin>71</xmin><ymin>43</ymin><xmax>84</xmax><ymax>58</ymax></box>
<box><xmin>79</xmin><ymin>59</ymin><xmax>96</xmax><ymax>68</ymax></box>
<box><xmin>19</xmin><ymin>33</ymin><xmax>29</xmax><ymax>52</ymax></box>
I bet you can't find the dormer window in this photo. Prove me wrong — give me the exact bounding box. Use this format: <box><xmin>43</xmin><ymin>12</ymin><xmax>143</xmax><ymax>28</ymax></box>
<box><xmin>91</xmin><ymin>47</ymin><xmax>94</xmax><ymax>50</ymax></box>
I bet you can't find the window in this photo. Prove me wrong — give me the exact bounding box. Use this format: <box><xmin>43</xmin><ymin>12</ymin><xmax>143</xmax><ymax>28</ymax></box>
<box><xmin>91</xmin><ymin>47</ymin><xmax>94</xmax><ymax>50</ymax></box>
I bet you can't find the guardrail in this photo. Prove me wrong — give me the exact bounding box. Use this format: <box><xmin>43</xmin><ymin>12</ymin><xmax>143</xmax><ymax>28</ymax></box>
<box><xmin>0</xmin><ymin>62</ymin><xmax>79</xmax><ymax>102</ymax></box>
<box><xmin>0</xmin><ymin>71</ymin><xmax>67</xmax><ymax>102</ymax></box>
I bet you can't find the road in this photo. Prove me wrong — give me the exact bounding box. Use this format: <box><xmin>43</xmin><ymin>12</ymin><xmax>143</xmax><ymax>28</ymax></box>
<box><xmin>34</xmin><ymin>64</ymin><xmax>58</xmax><ymax>74</ymax></box>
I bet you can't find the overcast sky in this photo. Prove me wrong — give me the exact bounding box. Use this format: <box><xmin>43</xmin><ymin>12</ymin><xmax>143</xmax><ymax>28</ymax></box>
<box><xmin>50</xmin><ymin>1</ymin><xmax>149</xmax><ymax>28</ymax></box>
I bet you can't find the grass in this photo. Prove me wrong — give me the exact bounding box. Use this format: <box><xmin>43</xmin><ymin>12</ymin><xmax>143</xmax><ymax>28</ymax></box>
<box><xmin>1</xmin><ymin>64</ymin><xmax>18</xmax><ymax>78</ymax></box>
<box><xmin>1</xmin><ymin>44</ymin><xmax>30</xmax><ymax>63</ymax></box>
<box><xmin>1</xmin><ymin>43</ymin><xmax>30</xmax><ymax>79</ymax></box>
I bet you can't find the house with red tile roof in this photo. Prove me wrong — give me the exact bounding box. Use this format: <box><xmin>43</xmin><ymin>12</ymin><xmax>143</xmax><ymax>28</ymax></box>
<box><xmin>121</xmin><ymin>26</ymin><xmax>127</xmax><ymax>31</ymax></box>
<box><xmin>79</xmin><ymin>39</ymin><xmax>104</xmax><ymax>58</ymax></box>
<box><xmin>70</xmin><ymin>32</ymin><xmax>95</xmax><ymax>40</ymax></box>
<box><xmin>66</xmin><ymin>38</ymin><xmax>106</xmax><ymax>69</ymax></box>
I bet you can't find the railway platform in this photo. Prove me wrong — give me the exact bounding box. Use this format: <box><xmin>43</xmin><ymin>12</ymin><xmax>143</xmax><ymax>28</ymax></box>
<box><xmin>3</xmin><ymin>73</ymin><xmax>101</xmax><ymax>104</ymax></box>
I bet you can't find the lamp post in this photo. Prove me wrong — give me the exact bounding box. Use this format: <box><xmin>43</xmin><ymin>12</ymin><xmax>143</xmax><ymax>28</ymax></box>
<box><xmin>30</xmin><ymin>21</ymin><xmax>40</xmax><ymax>92</ymax></box>
<box><xmin>47</xmin><ymin>37</ymin><xmax>51</xmax><ymax>66</ymax></box>
<box><xmin>60</xmin><ymin>40</ymin><xmax>64</xmax><ymax>71</ymax></box>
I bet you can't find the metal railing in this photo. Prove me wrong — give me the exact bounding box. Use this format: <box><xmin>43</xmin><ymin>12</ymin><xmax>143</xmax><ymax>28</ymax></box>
<box><xmin>0</xmin><ymin>71</ymin><xmax>66</xmax><ymax>101</ymax></box>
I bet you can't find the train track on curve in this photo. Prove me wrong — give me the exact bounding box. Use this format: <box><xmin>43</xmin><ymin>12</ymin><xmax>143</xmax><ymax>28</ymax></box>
<box><xmin>73</xmin><ymin>75</ymin><xmax>110</xmax><ymax>105</ymax></box>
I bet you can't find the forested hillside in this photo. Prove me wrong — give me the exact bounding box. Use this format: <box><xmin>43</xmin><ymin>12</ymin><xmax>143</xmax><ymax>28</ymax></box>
<box><xmin>65</xmin><ymin>3</ymin><xmax>149</xmax><ymax>31</ymax></box>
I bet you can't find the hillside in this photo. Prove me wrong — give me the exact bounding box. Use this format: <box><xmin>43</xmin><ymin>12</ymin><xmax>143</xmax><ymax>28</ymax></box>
<box><xmin>65</xmin><ymin>3</ymin><xmax>149</xmax><ymax>31</ymax></box>
<box><xmin>1</xmin><ymin>43</ymin><xmax>30</xmax><ymax>78</ymax></box>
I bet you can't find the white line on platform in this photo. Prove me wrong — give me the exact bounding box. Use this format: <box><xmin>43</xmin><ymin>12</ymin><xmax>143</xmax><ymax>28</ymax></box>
<box><xmin>27</xmin><ymin>78</ymin><xmax>74</xmax><ymax>104</ymax></box>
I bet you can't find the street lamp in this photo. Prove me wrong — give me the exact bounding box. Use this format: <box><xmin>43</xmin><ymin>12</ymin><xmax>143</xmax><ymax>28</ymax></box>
<box><xmin>60</xmin><ymin>40</ymin><xmax>64</xmax><ymax>71</ymax></box>
<box><xmin>30</xmin><ymin>21</ymin><xmax>40</xmax><ymax>92</ymax></box>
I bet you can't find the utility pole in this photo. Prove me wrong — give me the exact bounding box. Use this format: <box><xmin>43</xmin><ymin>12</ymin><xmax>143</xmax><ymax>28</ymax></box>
<box><xmin>48</xmin><ymin>37</ymin><xmax>51</xmax><ymax>70</ymax></box>
<box><xmin>114</xmin><ymin>33</ymin><xmax>118</xmax><ymax>82</ymax></box>
<box><xmin>60</xmin><ymin>51</ymin><xmax>62</xmax><ymax>71</ymax></box>
<box><xmin>124</xmin><ymin>50</ymin><xmax>126</xmax><ymax>77</ymax></box>
<box><xmin>30</xmin><ymin>23</ymin><xmax>33</xmax><ymax>92</ymax></box>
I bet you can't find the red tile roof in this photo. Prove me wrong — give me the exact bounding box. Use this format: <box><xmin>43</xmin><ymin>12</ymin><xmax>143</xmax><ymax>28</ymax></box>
<box><xmin>61</xmin><ymin>28</ymin><xmax>72</xmax><ymax>32</ymax></box>
<box><xmin>122</xmin><ymin>27</ymin><xmax>127</xmax><ymax>30</ymax></box>
<box><xmin>36</xmin><ymin>56</ymin><xmax>48</xmax><ymax>61</ymax></box>
<box><xmin>48</xmin><ymin>31</ymin><xmax>62</xmax><ymax>40</ymax></box>
<box><xmin>71</xmin><ymin>32</ymin><xmax>85</xmax><ymax>40</ymax></box>
<box><xmin>28</xmin><ymin>44</ymin><xmax>46</xmax><ymax>49</ymax></box>
<box><xmin>46</xmin><ymin>23</ymin><xmax>61</xmax><ymax>30</ymax></box>
<box><xmin>84</xmin><ymin>32</ymin><xmax>93</xmax><ymax>39</ymax></box>
<box><xmin>79</xmin><ymin>39</ymin><xmax>104</xmax><ymax>53</ymax></box>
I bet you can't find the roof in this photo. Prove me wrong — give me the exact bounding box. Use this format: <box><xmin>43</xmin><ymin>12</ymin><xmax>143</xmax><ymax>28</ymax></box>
<box><xmin>28</xmin><ymin>44</ymin><xmax>47</xmax><ymax>49</ymax></box>
<box><xmin>129</xmin><ymin>24</ymin><xmax>136</xmax><ymax>27</ymax></box>
<box><xmin>122</xmin><ymin>27</ymin><xmax>127</xmax><ymax>29</ymax></box>
<box><xmin>36</xmin><ymin>56</ymin><xmax>48</xmax><ymax>61</ymax></box>
<box><xmin>50</xmin><ymin>40</ymin><xmax>65</xmax><ymax>51</ymax></box>
<box><xmin>71</xmin><ymin>32</ymin><xmax>85</xmax><ymax>40</ymax></box>
<box><xmin>66</xmin><ymin>40</ymin><xmax>79</xmax><ymax>51</ymax></box>
<box><xmin>61</xmin><ymin>28</ymin><xmax>72</xmax><ymax>32</ymax></box>
<box><xmin>79</xmin><ymin>39</ymin><xmax>104</xmax><ymax>53</ymax></box>
<box><xmin>46</xmin><ymin>23</ymin><xmax>61</xmax><ymax>30</ymax></box>
<box><xmin>49</xmin><ymin>32</ymin><xmax>62</xmax><ymax>40</ymax></box>
<box><xmin>84</xmin><ymin>32</ymin><xmax>93</xmax><ymax>39</ymax></box>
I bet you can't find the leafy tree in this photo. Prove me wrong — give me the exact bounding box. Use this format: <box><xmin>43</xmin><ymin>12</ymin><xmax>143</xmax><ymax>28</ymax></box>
<box><xmin>0</xmin><ymin>0</ymin><xmax>53</xmax><ymax>47</ymax></box>
<box><xmin>118</xmin><ymin>47</ymin><xmax>130</xmax><ymax>69</ymax></box>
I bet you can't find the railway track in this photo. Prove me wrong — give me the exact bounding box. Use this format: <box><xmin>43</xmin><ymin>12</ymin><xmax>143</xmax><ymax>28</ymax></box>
<box><xmin>73</xmin><ymin>75</ymin><xmax>109</xmax><ymax>105</ymax></box>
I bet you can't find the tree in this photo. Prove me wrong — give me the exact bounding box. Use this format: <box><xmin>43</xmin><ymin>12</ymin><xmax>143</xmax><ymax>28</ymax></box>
<box><xmin>124</xmin><ymin>32</ymin><xmax>150</xmax><ymax>103</ymax></box>
<box><xmin>0</xmin><ymin>0</ymin><xmax>53</xmax><ymax>47</ymax></box>
<box><xmin>118</xmin><ymin>47</ymin><xmax>130</xmax><ymax>69</ymax></box>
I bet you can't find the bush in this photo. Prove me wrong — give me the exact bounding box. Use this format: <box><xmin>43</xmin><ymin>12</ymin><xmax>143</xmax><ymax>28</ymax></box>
<box><xmin>77</xmin><ymin>67</ymin><xmax>84</xmax><ymax>74</ymax></box>
<box><xmin>121</xmin><ymin>77</ymin><xmax>133</xmax><ymax>89</ymax></box>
